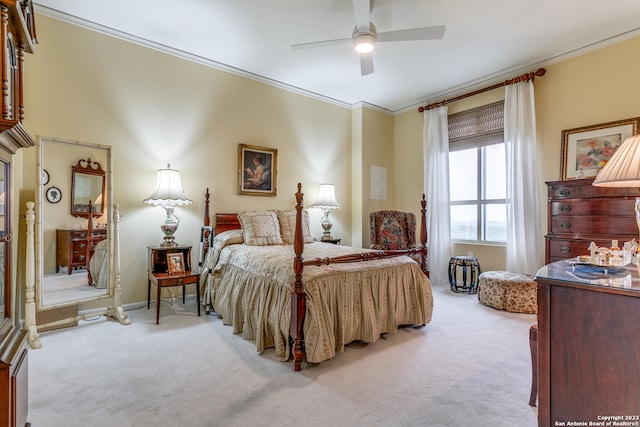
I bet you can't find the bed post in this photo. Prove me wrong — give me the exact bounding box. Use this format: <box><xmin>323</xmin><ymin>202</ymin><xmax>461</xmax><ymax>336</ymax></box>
<box><xmin>201</xmin><ymin>188</ymin><xmax>212</xmax><ymax>260</ymax></box>
<box><xmin>290</xmin><ymin>183</ymin><xmax>305</xmax><ymax>371</ymax></box>
<box><xmin>419</xmin><ymin>194</ymin><xmax>429</xmax><ymax>277</ymax></box>
<box><xmin>203</xmin><ymin>188</ymin><xmax>211</xmax><ymax>227</ymax></box>
<box><xmin>86</xmin><ymin>200</ymin><xmax>95</xmax><ymax>285</ymax></box>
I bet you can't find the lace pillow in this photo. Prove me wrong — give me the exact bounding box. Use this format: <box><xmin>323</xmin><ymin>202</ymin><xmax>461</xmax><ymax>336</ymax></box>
<box><xmin>277</xmin><ymin>210</ymin><xmax>314</xmax><ymax>244</ymax></box>
<box><xmin>237</xmin><ymin>210</ymin><xmax>283</xmax><ymax>246</ymax></box>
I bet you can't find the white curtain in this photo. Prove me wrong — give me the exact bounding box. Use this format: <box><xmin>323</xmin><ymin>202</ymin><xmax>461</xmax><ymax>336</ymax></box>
<box><xmin>423</xmin><ymin>106</ymin><xmax>452</xmax><ymax>285</ymax></box>
<box><xmin>504</xmin><ymin>80</ymin><xmax>543</xmax><ymax>275</ymax></box>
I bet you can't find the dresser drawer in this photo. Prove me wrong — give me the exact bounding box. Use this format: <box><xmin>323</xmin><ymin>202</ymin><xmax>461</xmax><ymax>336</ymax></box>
<box><xmin>547</xmin><ymin>238</ymin><xmax>603</xmax><ymax>259</ymax></box>
<box><xmin>550</xmin><ymin>215</ymin><xmax>638</xmax><ymax>235</ymax></box>
<box><xmin>72</xmin><ymin>239</ymin><xmax>89</xmax><ymax>252</ymax></box>
<box><xmin>70</xmin><ymin>230</ymin><xmax>89</xmax><ymax>240</ymax></box>
<box><xmin>550</xmin><ymin>181</ymin><xmax>640</xmax><ymax>200</ymax></box>
<box><xmin>550</xmin><ymin>199</ymin><xmax>636</xmax><ymax>216</ymax></box>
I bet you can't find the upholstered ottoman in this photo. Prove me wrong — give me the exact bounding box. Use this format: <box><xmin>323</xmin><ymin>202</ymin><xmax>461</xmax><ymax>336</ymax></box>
<box><xmin>477</xmin><ymin>271</ymin><xmax>537</xmax><ymax>314</ymax></box>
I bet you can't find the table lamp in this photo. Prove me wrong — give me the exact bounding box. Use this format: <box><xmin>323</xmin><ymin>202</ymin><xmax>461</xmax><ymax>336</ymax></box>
<box><xmin>143</xmin><ymin>164</ymin><xmax>192</xmax><ymax>247</ymax></box>
<box><xmin>593</xmin><ymin>134</ymin><xmax>640</xmax><ymax>241</ymax></box>
<box><xmin>310</xmin><ymin>184</ymin><xmax>342</xmax><ymax>241</ymax></box>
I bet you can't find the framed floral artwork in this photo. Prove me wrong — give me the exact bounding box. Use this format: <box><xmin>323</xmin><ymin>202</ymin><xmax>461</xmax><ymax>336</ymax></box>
<box><xmin>561</xmin><ymin>117</ymin><xmax>640</xmax><ymax>180</ymax></box>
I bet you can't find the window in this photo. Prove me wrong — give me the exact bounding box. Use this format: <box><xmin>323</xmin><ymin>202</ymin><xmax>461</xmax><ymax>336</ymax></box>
<box><xmin>448</xmin><ymin>101</ymin><xmax>506</xmax><ymax>243</ymax></box>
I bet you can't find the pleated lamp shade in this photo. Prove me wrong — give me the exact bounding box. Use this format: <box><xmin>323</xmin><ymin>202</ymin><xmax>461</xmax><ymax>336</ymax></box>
<box><xmin>593</xmin><ymin>135</ymin><xmax>640</xmax><ymax>187</ymax></box>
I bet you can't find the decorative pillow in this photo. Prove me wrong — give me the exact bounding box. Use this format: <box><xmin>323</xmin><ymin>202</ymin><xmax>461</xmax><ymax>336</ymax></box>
<box><xmin>237</xmin><ymin>210</ymin><xmax>283</xmax><ymax>246</ymax></box>
<box><xmin>277</xmin><ymin>210</ymin><xmax>314</xmax><ymax>244</ymax></box>
<box><xmin>213</xmin><ymin>228</ymin><xmax>244</xmax><ymax>246</ymax></box>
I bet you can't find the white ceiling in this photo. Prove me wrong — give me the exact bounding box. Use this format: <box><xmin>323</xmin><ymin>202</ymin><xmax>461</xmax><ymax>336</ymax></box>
<box><xmin>34</xmin><ymin>0</ymin><xmax>640</xmax><ymax>113</ymax></box>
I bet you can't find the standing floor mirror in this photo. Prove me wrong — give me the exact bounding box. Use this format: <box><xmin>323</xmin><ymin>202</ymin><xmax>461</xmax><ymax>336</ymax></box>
<box><xmin>24</xmin><ymin>137</ymin><xmax>129</xmax><ymax>348</ymax></box>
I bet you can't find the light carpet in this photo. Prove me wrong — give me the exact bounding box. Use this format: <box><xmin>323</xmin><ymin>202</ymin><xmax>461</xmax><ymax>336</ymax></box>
<box><xmin>28</xmin><ymin>284</ymin><xmax>538</xmax><ymax>427</ymax></box>
<box><xmin>41</xmin><ymin>269</ymin><xmax>105</xmax><ymax>306</ymax></box>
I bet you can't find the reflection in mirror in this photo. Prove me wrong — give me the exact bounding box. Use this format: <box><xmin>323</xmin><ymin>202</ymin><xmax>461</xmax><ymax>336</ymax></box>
<box><xmin>71</xmin><ymin>158</ymin><xmax>105</xmax><ymax>218</ymax></box>
<box><xmin>37</xmin><ymin>138</ymin><xmax>111</xmax><ymax>308</ymax></box>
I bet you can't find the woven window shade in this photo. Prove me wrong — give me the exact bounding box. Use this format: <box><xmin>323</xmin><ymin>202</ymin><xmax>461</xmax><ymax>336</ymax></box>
<box><xmin>448</xmin><ymin>101</ymin><xmax>504</xmax><ymax>152</ymax></box>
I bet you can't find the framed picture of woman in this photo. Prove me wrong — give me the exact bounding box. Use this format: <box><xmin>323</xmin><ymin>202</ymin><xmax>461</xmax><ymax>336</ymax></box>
<box><xmin>238</xmin><ymin>144</ymin><xmax>277</xmax><ymax>196</ymax></box>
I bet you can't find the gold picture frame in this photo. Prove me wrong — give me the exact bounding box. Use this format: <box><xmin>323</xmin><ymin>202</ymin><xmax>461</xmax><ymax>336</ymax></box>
<box><xmin>238</xmin><ymin>144</ymin><xmax>277</xmax><ymax>196</ymax></box>
<box><xmin>167</xmin><ymin>252</ymin><xmax>185</xmax><ymax>275</ymax></box>
<box><xmin>561</xmin><ymin>117</ymin><xmax>640</xmax><ymax>180</ymax></box>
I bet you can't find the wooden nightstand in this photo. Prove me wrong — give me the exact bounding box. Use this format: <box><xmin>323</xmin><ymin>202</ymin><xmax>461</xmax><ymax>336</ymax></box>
<box><xmin>147</xmin><ymin>246</ymin><xmax>201</xmax><ymax>324</ymax></box>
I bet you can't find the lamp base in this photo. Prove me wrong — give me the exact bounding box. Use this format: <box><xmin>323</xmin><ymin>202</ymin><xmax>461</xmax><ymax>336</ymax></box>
<box><xmin>160</xmin><ymin>207</ymin><xmax>179</xmax><ymax>247</ymax></box>
<box><xmin>320</xmin><ymin>210</ymin><xmax>334</xmax><ymax>241</ymax></box>
<box><xmin>160</xmin><ymin>239</ymin><xmax>178</xmax><ymax>248</ymax></box>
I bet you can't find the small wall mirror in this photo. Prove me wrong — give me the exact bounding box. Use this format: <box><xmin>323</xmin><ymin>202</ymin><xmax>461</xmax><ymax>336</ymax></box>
<box><xmin>71</xmin><ymin>158</ymin><xmax>105</xmax><ymax>218</ymax></box>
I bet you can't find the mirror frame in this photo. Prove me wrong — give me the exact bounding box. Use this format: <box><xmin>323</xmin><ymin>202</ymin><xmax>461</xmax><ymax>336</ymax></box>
<box><xmin>24</xmin><ymin>138</ymin><xmax>130</xmax><ymax>347</ymax></box>
<box><xmin>35</xmin><ymin>137</ymin><xmax>113</xmax><ymax>311</ymax></box>
<box><xmin>71</xmin><ymin>158</ymin><xmax>106</xmax><ymax>218</ymax></box>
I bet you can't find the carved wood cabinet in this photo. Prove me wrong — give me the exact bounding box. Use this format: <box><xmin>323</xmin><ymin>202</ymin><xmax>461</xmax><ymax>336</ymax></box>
<box><xmin>56</xmin><ymin>228</ymin><xmax>107</xmax><ymax>274</ymax></box>
<box><xmin>545</xmin><ymin>178</ymin><xmax>640</xmax><ymax>264</ymax></box>
<box><xmin>0</xmin><ymin>1</ymin><xmax>36</xmax><ymax>426</ymax></box>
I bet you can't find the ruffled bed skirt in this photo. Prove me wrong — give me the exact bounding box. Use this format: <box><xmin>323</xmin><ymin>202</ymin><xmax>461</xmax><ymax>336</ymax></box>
<box><xmin>210</xmin><ymin>260</ymin><xmax>433</xmax><ymax>364</ymax></box>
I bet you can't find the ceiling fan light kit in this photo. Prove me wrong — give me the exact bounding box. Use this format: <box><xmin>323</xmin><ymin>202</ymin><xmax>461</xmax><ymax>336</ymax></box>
<box><xmin>354</xmin><ymin>32</ymin><xmax>375</xmax><ymax>53</ymax></box>
<box><xmin>291</xmin><ymin>0</ymin><xmax>445</xmax><ymax>76</ymax></box>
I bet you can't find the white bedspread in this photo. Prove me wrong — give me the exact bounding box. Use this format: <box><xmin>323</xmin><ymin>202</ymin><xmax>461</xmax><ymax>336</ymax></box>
<box><xmin>200</xmin><ymin>230</ymin><xmax>433</xmax><ymax>364</ymax></box>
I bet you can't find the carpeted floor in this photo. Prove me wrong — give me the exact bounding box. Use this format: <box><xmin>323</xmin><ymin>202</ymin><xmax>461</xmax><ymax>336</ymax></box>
<box><xmin>41</xmin><ymin>269</ymin><xmax>106</xmax><ymax>306</ymax></box>
<box><xmin>28</xmin><ymin>284</ymin><xmax>538</xmax><ymax>427</ymax></box>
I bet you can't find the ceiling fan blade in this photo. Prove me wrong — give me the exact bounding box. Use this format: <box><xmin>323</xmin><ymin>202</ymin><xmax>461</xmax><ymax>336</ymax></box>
<box><xmin>377</xmin><ymin>25</ymin><xmax>446</xmax><ymax>42</ymax></box>
<box><xmin>360</xmin><ymin>52</ymin><xmax>374</xmax><ymax>76</ymax></box>
<box><xmin>352</xmin><ymin>0</ymin><xmax>371</xmax><ymax>33</ymax></box>
<box><xmin>291</xmin><ymin>37</ymin><xmax>351</xmax><ymax>50</ymax></box>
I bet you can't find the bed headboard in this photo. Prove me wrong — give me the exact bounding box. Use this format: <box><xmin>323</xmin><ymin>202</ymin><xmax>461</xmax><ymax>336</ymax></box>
<box><xmin>214</xmin><ymin>213</ymin><xmax>241</xmax><ymax>235</ymax></box>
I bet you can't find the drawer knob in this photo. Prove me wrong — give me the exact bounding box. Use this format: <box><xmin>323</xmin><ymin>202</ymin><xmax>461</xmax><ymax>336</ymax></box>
<box><xmin>561</xmin><ymin>221</ymin><xmax>571</xmax><ymax>229</ymax></box>
<box><xmin>559</xmin><ymin>189</ymin><xmax>571</xmax><ymax>197</ymax></box>
<box><xmin>560</xmin><ymin>246</ymin><xmax>570</xmax><ymax>253</ymax></box>
<box><xmin>560</xmin><ymin>205</ymin><xmax>571</xmax><ymax>212</ymax></box>
<box><xmin>79</xmin><ymin>255</ymin><xmax>85</xmax><ymax>260</ymax></box>
<box><xmin>177</xmin><ymin>278</ymin><xmax>183</xmax><ymax>285</ymax></box>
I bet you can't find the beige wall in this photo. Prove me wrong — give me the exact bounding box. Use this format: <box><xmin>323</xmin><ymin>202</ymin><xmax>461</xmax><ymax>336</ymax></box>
<box><xmin>393</xmin><ymin>35</ymin><xmax>640</xmax><ymax>277</ymax></box>
<box><xmin>19</xmin><ymin>15</ymin><xmax>354</xmax><ymax>305</ymax></box>
<box><xmin>359</xmin><ymin>107</ymin><xmax>394</xmax><ymax>247</ymax></box>
<box><xmin>15</xmin><ymin>13</ymin><xmax>640</xmax><ymax>306</ymax></box>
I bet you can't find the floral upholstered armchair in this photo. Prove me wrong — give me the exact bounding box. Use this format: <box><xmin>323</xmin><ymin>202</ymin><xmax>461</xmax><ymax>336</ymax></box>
<box><xmin>369</xmin><ymin>210</ymin><xmax>425</xmax><ymax>270</ymax></box>
<box><xmin>369</xmin><ymin>210</ymin><xmax>417</xmax><ymax>250</ymax></box>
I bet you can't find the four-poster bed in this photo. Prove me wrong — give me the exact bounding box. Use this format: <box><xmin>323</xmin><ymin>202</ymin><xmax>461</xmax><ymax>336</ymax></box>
<box><xmin>200</xmin><ymin>183</ymin><xmax>432</xmax><ymax>371</ymax></box>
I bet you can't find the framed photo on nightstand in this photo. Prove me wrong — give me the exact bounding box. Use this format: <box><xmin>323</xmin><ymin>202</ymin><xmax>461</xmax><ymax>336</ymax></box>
<box><xmin>167</xmin><ymin>252</ymin><xmax>185</xmax><ymax>275</ymax></box>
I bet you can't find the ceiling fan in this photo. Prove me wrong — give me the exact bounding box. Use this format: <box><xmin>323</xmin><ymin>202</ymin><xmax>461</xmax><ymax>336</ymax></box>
<box><xmin>291</xmin><ymin>0</ymin><xmax>445</xmax><ymax>76</ymax></box>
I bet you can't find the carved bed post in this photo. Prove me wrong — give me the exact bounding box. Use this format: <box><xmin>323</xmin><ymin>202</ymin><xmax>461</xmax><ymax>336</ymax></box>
<box><xmin>201</xmin><ymin>188</ymin><xmax>212</xmax><ymax>262</ymax></box>
<box><xmin>86</xmin><ymin>200</ymin><xmax>94</xmax><ymax>285</ymax></box>
<box><xmin>419</xmin><ymin>194</ymin><xmax>429</xmax><ymax>277</ymax></box>
<box><xmin>290</xmin><ymin>183</ymin><xmax>305</xmax><ymax>371</ymax></box>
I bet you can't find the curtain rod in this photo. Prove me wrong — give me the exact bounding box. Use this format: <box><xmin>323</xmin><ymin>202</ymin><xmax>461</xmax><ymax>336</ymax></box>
<box><xmin>417</xmin><ymin>68</ymin><xmax>546</xmax><ymax>113</ymax></box>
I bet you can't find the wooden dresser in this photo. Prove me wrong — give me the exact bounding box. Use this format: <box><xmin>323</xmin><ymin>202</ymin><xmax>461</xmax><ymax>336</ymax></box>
<box><xmin>545</xmin><ymin>178</ymin><xmax>640</xmax><ymax>264</ymax></box>
<box><xmin>535</xmin><ymin>261</ymin><xmax>640</xmax><ymax>427</ymax></box>
<box><xmin>56</xmin><ymin>228</ymin><xmax>107</xmax><ymax>274</ymax></box>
